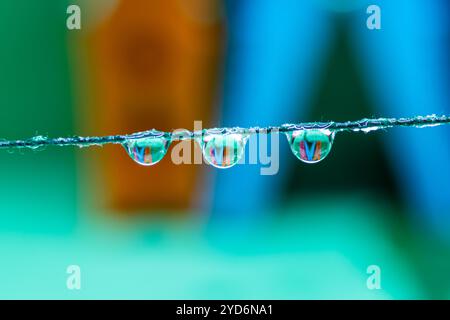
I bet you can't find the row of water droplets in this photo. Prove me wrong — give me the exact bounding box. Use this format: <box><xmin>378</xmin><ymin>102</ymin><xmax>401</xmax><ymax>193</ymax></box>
<box><xmin>1</xmin><ymin>115</ymin><xmax>448</xmax><ymax>166</ymax></box>
<box><xmin>123</xmin><ymin>114</ymin><xmax>450</xmax><ymax>168</ymax></box>
<box><xmin>123</xmin><ymin>125</ymin><xmax>336</xmax><ymax>168</ymax></box>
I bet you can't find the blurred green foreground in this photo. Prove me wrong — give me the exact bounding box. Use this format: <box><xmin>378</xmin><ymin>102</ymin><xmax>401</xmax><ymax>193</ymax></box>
<box><xmin>1</xmin><ymin>147</ymin><xmax>450</xmax><ymax>299</ymax></box>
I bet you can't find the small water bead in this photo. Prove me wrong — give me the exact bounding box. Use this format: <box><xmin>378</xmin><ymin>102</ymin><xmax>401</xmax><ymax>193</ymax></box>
<box><xmin>29</xmin><ymin>135</ymin><xmax>48</xmax><ymax>150</ymax></box>
<box><xmin>123</xmin><ymin>136</ymin><xmax>171</xmax><ymax>166</ymax></box>
<box><xmin>201</xmin><ymin>132</ymin><xmax>248</xmax><ymax>169</ymax></box>
<box><xmin>287</xmin><ymin>129</ymin><xmax>335</xmax><ymax>163</ymax></box>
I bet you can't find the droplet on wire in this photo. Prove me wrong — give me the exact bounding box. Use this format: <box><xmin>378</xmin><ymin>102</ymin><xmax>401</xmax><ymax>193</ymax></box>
<box><xmin>200</xmin><ymin>132</ymin><xmax>248</xmax><ymax>169</ymax></box>
<box><xmin>286</xmin><ymin>129</ymin><xmax>335</xmax><ymax>163</ymax></box>
<box><xmin>123</xmin><ymin>135</ymin><xmax>171</xmax><ymax>166</ymax></box>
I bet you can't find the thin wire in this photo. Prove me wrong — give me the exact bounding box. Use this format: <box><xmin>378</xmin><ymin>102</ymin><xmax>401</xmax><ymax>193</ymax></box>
<box><xmin>0</xmin><ymin>114</ymin><xmax>449</xmax><ymax>150</ymax></box>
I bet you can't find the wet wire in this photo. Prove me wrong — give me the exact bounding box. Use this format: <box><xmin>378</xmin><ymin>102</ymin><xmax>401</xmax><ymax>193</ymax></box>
<box><xmin>0</xmin><ymin>114</ymin><xmax>449</xmax><ymax>150</ymax></box>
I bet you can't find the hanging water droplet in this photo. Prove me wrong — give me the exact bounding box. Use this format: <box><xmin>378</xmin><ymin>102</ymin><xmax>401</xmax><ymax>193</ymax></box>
<box><xmin>123</xmin><ymin>135</ymin><xmax>171</xmax><ymax>166</ymax></box>
<box><xmin>286</xmin><ymin>129</ymin><xmax>335</xmax><ymax>163</ymax></box>
<box><xmin>201</xmin><ymin>132</ymin><xmax>248</xmax><ymax>169</ymax></box>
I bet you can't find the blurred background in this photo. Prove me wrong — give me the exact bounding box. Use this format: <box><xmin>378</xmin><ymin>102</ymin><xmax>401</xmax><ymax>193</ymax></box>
<box><xmin>0</xmin><ymin>0</ymin><xmax>449</xmax><ymax>299</ymax></box>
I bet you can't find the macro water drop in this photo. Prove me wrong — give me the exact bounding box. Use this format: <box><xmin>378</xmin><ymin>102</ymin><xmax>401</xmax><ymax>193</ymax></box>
<box><xmin>286</xmin><ymin>129</ymin><xmax>335</xmax><ymax>163</ymax></box>
<box><xmin>123</xmin><ymin>136</ymin><xmax>171</xmax><ymax>166</ymax></box>
<box><xmin>201</xmin><ymin>132</ymin><xmax>248</xmax><ymax>169</ymax></box>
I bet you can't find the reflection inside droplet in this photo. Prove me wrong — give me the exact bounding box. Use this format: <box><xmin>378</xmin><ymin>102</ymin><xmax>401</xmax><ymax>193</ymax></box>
<box><xmin>286</xmin><ymin>129</ymin><xmax>335</xmax><ymax>163</ymax></box>
<box><xmin>123</xmin><ymin>136</ymin><xmax>171</xmax><ymax>166</ymax></box>
<box><xmin>201</xmin><ymin>132</ymin><xmax>248</xmax><ymax>169</ymax></box>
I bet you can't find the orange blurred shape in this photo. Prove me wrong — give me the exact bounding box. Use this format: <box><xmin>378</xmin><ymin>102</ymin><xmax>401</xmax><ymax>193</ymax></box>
<box><xmin>85</xmin><ymin>0</ymin><xmax>224</xmax><ymax>213</ymax></box>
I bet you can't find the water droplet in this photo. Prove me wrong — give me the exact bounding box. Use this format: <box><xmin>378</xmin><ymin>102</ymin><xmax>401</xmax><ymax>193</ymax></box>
<box><xmin>123</xmin><ymin>136</ymin><xmax>171</xmax><ymax>166</ymax></box>
<box><xmin>201</xmin><ymin>132</ymin><xmax>248</xmax><ymax>169</ymax></box>
<box><xmin>286</xmin><ymin>129</ymin><xmax>335</xmax><ymax>163</ymax></box>
<box><xmin>30</xmin><ymin>135</ymin><xmax>48</xmax><ymax>150</ymax></box>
